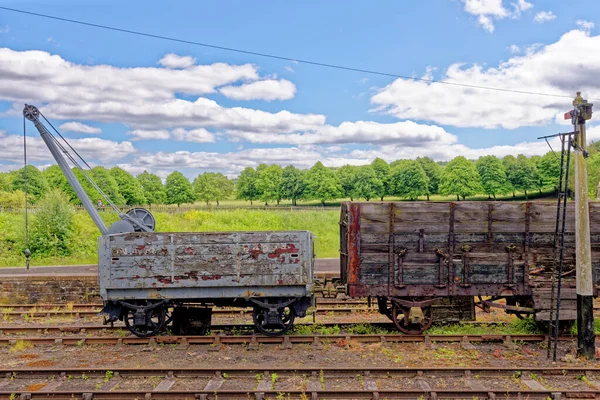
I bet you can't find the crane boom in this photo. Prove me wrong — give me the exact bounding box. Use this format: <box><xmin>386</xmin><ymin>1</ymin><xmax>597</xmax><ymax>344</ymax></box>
<box><xmin>23</xmin><ymin>104</ymin><xmax>110</xmax><ymax>235</ymax></box>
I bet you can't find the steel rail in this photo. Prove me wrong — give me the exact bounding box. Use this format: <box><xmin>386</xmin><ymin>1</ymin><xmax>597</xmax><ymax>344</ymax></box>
<box><xmin>0</xmin><ymin>333</ymin><xmax>578</xmax><ymax>346</ymax></box>
<box><xmin>1</xmin><ymin>367</ymin><xmax>599</xmax><ymax>399</ymax></box>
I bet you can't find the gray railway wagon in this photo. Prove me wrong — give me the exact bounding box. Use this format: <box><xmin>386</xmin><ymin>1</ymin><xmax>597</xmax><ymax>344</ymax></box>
<box><xmin>100</xmin><ymin>231</ymin><xmax>314</xmax><ymax>337</ymax></box>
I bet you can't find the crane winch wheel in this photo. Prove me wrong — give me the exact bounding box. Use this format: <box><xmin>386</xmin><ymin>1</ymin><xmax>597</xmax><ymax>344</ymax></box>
<box><xmin>126</xmin><ymin>208</ymin><xmax>156</xmax><ymax>232</ymax></box>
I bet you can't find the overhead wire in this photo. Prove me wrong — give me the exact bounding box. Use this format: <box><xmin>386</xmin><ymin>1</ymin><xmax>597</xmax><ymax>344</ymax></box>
<box><xmin>1</xmin><ymin>5</ymin><xmax>598</xmax><ymax>101</ymax></box>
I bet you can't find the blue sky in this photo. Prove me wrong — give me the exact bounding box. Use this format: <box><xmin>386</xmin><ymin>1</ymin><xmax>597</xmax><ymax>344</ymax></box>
<box><xmin>0</xmin><ymin>0</ymin><xmax>599</xmax><ymax>179</ymax></box>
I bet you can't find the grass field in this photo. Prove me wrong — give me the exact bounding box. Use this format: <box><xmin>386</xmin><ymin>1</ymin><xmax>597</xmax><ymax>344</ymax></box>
<box><xmin>0</xmin><ymin>208</ymin><xmax>340</xmax><ymax>267</ymax></box>
<box><xmin>0</xmin><ymin>190</ymin><xmax>559</xmax><ymax>268</ymax></box>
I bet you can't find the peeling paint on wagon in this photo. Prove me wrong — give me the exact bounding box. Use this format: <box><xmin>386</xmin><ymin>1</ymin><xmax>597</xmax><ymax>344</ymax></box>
<box><xmin>99</xmin><ymin>231</ymin><xmax>314</xmax><ymax>301</ymax></box>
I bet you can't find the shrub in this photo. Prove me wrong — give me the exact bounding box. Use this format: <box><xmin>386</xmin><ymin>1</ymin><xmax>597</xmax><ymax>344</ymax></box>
<box><xmin>30</xmin><ymin>189</ymin><xmax>74</xmax><ymax>257</ymax></box>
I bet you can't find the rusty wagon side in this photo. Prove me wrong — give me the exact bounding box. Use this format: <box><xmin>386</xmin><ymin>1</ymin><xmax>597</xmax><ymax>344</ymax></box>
<box><xmin>99</xmin><ymin>231</ymin><xmax>314</xmax><ymax>337</ymax></box>
<box><xmin>340</xmin><ymin>201</ymin><xmax>600</xmax><ymax>334</ymax></box>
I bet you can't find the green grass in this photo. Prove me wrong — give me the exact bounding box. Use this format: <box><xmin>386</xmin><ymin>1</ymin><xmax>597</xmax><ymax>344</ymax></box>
<box><xmin>0</xmin><ymin>208</ymin><xmax>340</xmax><ymax>267</ymax></box>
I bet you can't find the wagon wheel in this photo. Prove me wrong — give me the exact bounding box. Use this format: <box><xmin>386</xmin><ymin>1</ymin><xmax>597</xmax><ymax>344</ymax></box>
<box><xmin>123</xmin><ymin>303</ymin><xmax>166</xmax><ymax>338</ymax></box>
<box><xmin>252</xmin><ymin>299</ymin><xmax>296</xmax><ymax>337</ymax></box>
<box><xmin>391</xmin><ymin>302</ymin><xmax>434</xmax><ymax>335</ymax></box>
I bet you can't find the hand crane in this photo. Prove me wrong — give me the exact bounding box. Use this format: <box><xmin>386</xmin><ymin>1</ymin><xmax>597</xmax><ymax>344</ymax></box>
<box><xmin>23</xmin><ymin>104</ymin><xmax>155</xmax><ymax>234</ymax></box>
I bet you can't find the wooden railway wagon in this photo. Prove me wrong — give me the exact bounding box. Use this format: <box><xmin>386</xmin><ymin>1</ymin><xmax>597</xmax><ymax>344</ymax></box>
<box><xmin>340</xmin><ymin>201</ymin><xmax>600</xmax><ymax>334</ymax></box>
<box><xmin>100</xmin><ymin>231</ymin><xmax>314</xmax><ymax>337</ymax></box>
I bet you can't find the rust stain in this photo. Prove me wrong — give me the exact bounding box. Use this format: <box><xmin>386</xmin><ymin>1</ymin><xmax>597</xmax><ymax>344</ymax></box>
<box><xmin>157</xmin><ymin>277</ymin><xmax>172</xmax><ymax>284</ymax></box>
<box><xmin>185</xmin><ymin>247</ymin><xmax>195</xmax><ymax>255</ymax></box>
<box><xmin>201</xmin><ymin>275</ymin><xmax>222</xmax><ymax>281</ymax></box>
<box><xmin>267</xmin><ymin>244</ymin><xmax>300</xmax><ymax>259</ymax></box>
<box><xmin>25</xmin><ymin>383</ymin><xmax>47</xmax><ymax>392</ymax></box>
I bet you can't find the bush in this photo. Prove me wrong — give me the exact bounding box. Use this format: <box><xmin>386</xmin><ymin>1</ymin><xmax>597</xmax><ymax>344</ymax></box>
<box><xmin>0</xmin><ymin>190</ymin><xmax>26</xmax><ymax>209</ymax></box>
<box><xmin>30</xmin><ymin>190</ymin><xmax>74</xmax><ymax>257</ymax></box>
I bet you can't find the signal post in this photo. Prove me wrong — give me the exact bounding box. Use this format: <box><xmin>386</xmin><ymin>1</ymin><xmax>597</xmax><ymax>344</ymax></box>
<box><xmin>569</xmin><ymin>92</ymin><xmax>595</xmax><ymax>360</ymax></box>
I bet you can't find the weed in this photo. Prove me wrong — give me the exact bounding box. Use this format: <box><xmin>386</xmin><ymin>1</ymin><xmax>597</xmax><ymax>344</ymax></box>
<box><xmin>66</xmin><ymin>302</ymin><xmax>74</xmax><ymax>311</ymax></box>
<box><xmin>530</xmin><ymin>373</ymin><xmax>538</xmax><ymax>380</ymax></box>
<box><xmin>319</xmin><ymin>370</ymin><xmax>325</xmax><ymax>390</ymax></box>
<box><xmin>67</xmin><ymin>375</ymin><xmax>72</xmax><ymax>380</ymax></box>
<box><xmin>271</xmin><ymin>373</ymin><xmax>278</xmax><ymax>389</ymax></box>
<box><xmin>255</xmin><ymin>373</ymin><xmax>262</xmax><ymax>389</ymax></box>
<box><xmin>115</xmin><ymin>329</ymin><xmax>127</xmax><ymax>338</ymax></box>
<box><xmin>10</xmin><ymin>372</ymin><xmax>16</xmax><ymax>381</ymax></box>
<box><xmin>23</xmin><ymin>313</ymin><xmax>29</xmax><ymax>323</ymax></box>
<box><xmin>95</xmin><ymin>382</ymin><xmax>102</xmax><ymax>390</ymax></box>
<box><xmin>577</xmin><ymin>375</ymin><xmax>589</xmax><ymax>382</ymax></box>
<box><xmin>81</xmin><ymin>373</ymin><xmax>89</xmax><ymax>380</ymax></box>
<box><xmin>77</xmin><ymin>340</ymin><xmax>85</xmax><ymax>347</ymax></box>
<box><xmin>222</xmin><ymin>373</ymin><xmax>229</xmax><ymax>380</ymax></box>
<box><xmin>9</xmin><ymin>340</ymin><xmax>33</xmax><ymax>353</ymax></box>
<box><xmin>513</xmin><ymin>371</ymin><xmax>522</xmax><ymax>379</ymax></box>
<box><xmin>104</xmin><ymin>370</ymin><xmax>113</xmax><ymax>382</ymax></box>
<box><xmin>9</xmin><ymin>394</ymin><xmax>16</xmax><ymax>400</ymax></box>
<box><xmin>356</xmin><ymin>374</ymin><xmax>364</xmax><ymax>386</ymax></box>
<box><xmin>299</xmin><ymin>394</ymin><xmax>309</xmax><ymax>400</ymax></box>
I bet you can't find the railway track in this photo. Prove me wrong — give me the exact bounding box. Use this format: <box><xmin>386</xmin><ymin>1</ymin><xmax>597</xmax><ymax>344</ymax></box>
<box><xmin>0</xmin><ymin>333</ymin><xmax>578</xmax><ymax>347</ymax></box>
<box><xmin>0</xmin><ymin>321</ymin><xmax>514</xmax><ymax>336</ymax></box>
<box><xmin>1</xmin><ymin>367</ymin><xmax>599</xmax><ymax>399</ymax></box>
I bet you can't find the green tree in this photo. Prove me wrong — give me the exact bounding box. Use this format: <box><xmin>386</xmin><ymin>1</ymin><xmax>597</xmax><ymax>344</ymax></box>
<box><xmin>336</xmin><ymin>165</ymin><xmax>359</xmax><ymax>200</ymax></box>
<box><xmin>110</xmin><ymin>167</ymin><xmax>147</xmax><ymax>205</ymax></box>
<box><xmin>0</xmin><ymin>172</ymin><xmax>11</xmax><ymax>191</ymax></box>
<box><xmin>136</xmin><ymin>171</ymin><xmax>166</xmax><ymax>205</ymax></box>
<box><xmin>193</xmin><ymin>172</ymin><xmax>233</xmax><ymax>206</ymax></box>
<box><xmin>304</xmin><ymin>161</ymin><xmax>342</xmax><ymax>205</ymax></box>
<box><xmin>476</xmin><ymin>155</ymin><xmax>507</xmax><ymax>199</ymax></box>
<box><xmin>281</xmin><ymin>165</ymin><xmax>305</xmax><ymax>206</ymax></box>
<box><xmin>371</xmin><ymin>158</ymin><xmax>390</xmax><ymax>201</ymax></box>
<box><xmin>439</xmin><ymin>156</ymin><xmax>482</xmax><ymax>200</ymax></box>
<box><xmin>508</xmin><ymin>155</ymin><xmax>539</xmax><ymax>199</ymax></box>
<box><xmin>502</xmin><ymin>155</ymin><xmax>518</xmax><ymax>197</ymax></box>
<box><xmin>11</xmin><ymin>165</ymin><xmax>48</xmax><ymax>203</ymax></box>
<box><xmin>236</xmin><ymin>167</ymin><xmax>260</xmax><ymax>205</ymax></box>
<box><xmin>353</xmin><ymin>165</ymin><xmax>383</xmax><ymax>201</ymax></box>
<box><xmin>30</xmin><ymin>189</ymin><xmax>74</xmax><ymax>257</ymax></box>
<box><xmin>536</xmin><ymin>152</ymin><xmax>561</xmax><ymax>193</ymax></box>
<box><xmin>165</xmin><ymin>171</ymin><xmax>195</xmax><ymax>208</ymax></box>
<box><xmin>42</xmin><ymin>165</ymin><xmax>68</xmax><ymax>191</ymax></box>
<box><xmin>391</xmin><ymin>160</ymin><xmax>429</xmax><ymax>200</ymax></box>
<box><xmin>416</xmin><ymin>157</ymin><xmax>443</xmax><ymax>200</ymax></box>
<box><xmin>256</xmin><ymin>164</ymin><xmax>284</xmax><ymax>205</ymax></box>
<box><xmin>587</xmin><ymin>153</ymin><xmax>600</xmax><ymax>199</ymax></box>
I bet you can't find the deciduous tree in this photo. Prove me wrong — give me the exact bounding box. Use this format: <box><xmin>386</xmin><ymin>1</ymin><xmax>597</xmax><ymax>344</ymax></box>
<box><xmin>110</xmin><ymin>167</ymin><xmax>147</xmax><ymax>205</ymax></box>
<box><xmin>391</xmin><ymin>160</ymin><xmax>429</xmax><ymax>200</ymax></box>
<box><xmin>136</xmin><ymin>171</ymin><xmax>166</xmax><ymax>205</ymax></box>
<box><xmin>476</xmin><ymin>155</ymin><xmax>507</xmax><ymax>199</ymax></box>
<box><xmin>336</xmin><ymin>165</ymin><xmax>359</xmax><ymax>200</ymax></box>
<box><xmin>256</xmin><ymin>164</ymin><xmax>284</xmax><ymax>205</ymax></box>
<box><xmin>354</xmin><ymin>165</ymin><xmax>383</xmax><ymax>201</ymax></box>
<box><xmin>281</xmin><ymin>165</ymin><xmax>305</xmax><ymax>206</ymax></box>
<box><xmin>11</xmin><ymin>165</ymin><xmax>48</xmax><ymax>203</ymax></box>
<box><xmin>439</xmin><ymin>156</ymin><xmax>482</xmax><ymax>200</ymax></box>
<box><xmin>416</xmin><ymin>157</ymin><xmax>443</xmax><ymax>200</ymax></box>
<box><xmin>304</xmin><ymin>161</ymin><xmax>342</xmax><ymax>205</ymax></box>
<box><xmin>371</xmin><ymin>158</ymin><xmax>390</xmax><ymax>201</ymax></box>
<box><xmin>165</xmin><ymin>171</ymin><xmax>195</xmax><ymax>208</ymax></box>
<box><xmin>236</xmin><ymin>167</ymin><xmax>260</xmax><ymax>205</ymax></box>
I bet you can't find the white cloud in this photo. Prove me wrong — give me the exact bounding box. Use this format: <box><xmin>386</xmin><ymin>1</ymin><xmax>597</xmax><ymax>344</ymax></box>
<box><xmin>219</xmin><ymin>79</ymin><xmax>296</xmax><ymax>101</ymax></box>
<box><xmin>284</xmin><ymin>66</ymin><xmax>295</xmax><ymax>73</ymax></box>
<box><xmin>127</xmin><ymin>128</ymin><xmax>215</xmax><ymax>143</ymax></box>
<box><xmin>158</xmin><ymin>53</ymin><xmax>196</xmax><ymax>69</ymax></box>
<box><xmin>462</xmin><ymin>0</ymin><xmax>533</xmax><ymax>32</ymax></box>
<box><xmin>508</xmin><ymin>44</ymin><xmax>521</xmax><ymax>53</ymax></box>
<box><xmin>227</xmin><ymin>120</ymin><xmax>457</xmax><ymax>146</ymax></box>
<box><xmin>58</xmin><ymin>122</ymin><xmax>102</xmax><ymax>134</ymax></box>
<box><xmin>0</xmin><ymin>48</ymin><xmax>310</xmax><ymax>135</ymax></box>
<box><xmin>171</xmin><ymin>128</ymin><xmax>215</xmax><ymax>143</ymax></box>
<box><xmin>576</xmin><ymin>20</ymin><xmax>594</xmax><ymax>34</ymax></box>
<box><xmin>128</xmin><ymin>129</ymin><xmax>171</xmax><ymax>141</ymax></box>
<box><xmin>1</xmin><ymin>133</ymin><xmax>135</xmax><ymax>163</ymax></box>
<box><xmin>371</xmin><ymin>30</ymin><xmax>600</xmax><ymax>129</ymax></box>
<box><xmin>534</xmin><ymin>11</ymin><xmax>556</xmax><ymax>23</ymax></box>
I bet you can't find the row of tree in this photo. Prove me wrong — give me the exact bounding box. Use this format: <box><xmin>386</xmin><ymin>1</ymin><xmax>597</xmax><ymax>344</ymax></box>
<box><xmin>2</xmin><ymin>148</ymin><xmax>599</xmax><ymax>208</ymax></box>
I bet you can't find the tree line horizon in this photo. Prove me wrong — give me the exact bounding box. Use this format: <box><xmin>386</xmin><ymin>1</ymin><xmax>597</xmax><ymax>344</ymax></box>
<box><xmin>3</xmin><ymin>147</ymin><xmax>600</xmax><ymax>209</ymax></box>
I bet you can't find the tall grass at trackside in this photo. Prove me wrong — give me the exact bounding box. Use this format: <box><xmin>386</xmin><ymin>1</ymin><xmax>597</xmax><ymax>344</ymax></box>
<box><xmin>0</xmin><ymin>209</ymin><xmax>340</xmax><ymax>267</ymax></box>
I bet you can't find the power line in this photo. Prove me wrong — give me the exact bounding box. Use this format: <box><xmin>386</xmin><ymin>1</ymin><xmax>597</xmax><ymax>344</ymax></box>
<box><xmin>0</xmin><ymin>5</ymin><xmax>595</xmax><ymax>101</ymax></box>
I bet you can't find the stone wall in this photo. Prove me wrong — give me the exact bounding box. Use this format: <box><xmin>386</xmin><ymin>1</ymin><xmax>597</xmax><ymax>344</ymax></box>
<box><xmin>0</xmin><ymin>275</ymin><xmax>101</xmax><ymax>304</ymax></box>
